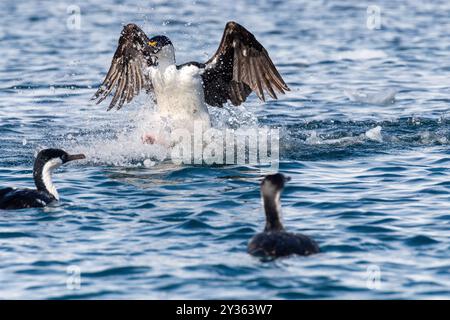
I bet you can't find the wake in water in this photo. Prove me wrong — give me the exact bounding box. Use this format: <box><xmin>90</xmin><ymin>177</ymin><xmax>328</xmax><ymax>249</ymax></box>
<box><xmin>58</xmin><ymin>98</ymin><xmax>450</xmax><ymax>167</ymax></box>
<box><xmin>281</xmin><ymin>116</ymin><xmax>449</xmax><ymax>161</ymax></box>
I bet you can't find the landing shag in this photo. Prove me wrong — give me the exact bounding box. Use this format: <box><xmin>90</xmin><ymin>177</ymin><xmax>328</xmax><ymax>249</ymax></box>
<box><xmin>248</xmin><ymin>173</ymin><xmax>320</xmax><ymax>258</ymax></box>
<box><xmin>92</xmin><ymin>21</ymin><xmax>289</xmax><ymax>136</ymax></box>
<box><xmin>0</xmin><ymin>149</ymin><xmax>85</xmax><ymax>210</ymax></box>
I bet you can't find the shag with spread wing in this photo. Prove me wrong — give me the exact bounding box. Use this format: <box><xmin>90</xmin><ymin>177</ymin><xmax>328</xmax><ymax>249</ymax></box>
<box><xmin>248</xmin><ymin>173</ymin><xmax>320</xmax><ymax>258</ymax></box>
<box><xmin>92</xmin><ymin>21</ymin><xmax>289</xmax><ymax>111</ymax></box>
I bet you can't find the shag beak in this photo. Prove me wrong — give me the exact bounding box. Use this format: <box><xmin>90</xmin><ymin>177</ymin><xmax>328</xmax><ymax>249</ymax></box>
<box><xmin>66</xmin><ymin>154</ymin><xmax>86</xmax><ymax>162</ymax></box>
<box><xmin>147</xmin><ymin>41</ymin><xmax>159</xmax><ymax>54</ymax></box>
<box><xmin>148</xmin><ymin>41</ymin><xmax>159</xmax><ymax>54</ymax></box>
<box><xmin>284</xmin><ymin>176</ymin><xmax>292</xmax><ymax>182</ymax></box>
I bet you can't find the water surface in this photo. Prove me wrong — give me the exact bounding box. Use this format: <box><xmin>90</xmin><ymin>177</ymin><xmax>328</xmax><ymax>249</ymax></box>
<box><xmin>0</xmin><ymin>0</ymin><xmax>449</xmax><ymax>299</ymax></box>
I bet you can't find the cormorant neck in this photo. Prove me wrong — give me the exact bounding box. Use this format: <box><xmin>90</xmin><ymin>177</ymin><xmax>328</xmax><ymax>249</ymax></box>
<box><xmin>33</xmin><ymin>158</ymin><xmax>61</xmax><ymax>200</ymax></box>
<box><xmin>262</xmin><ymin>190</ymin><xmax>284</xmax><ymax>232</ymax></box>
<box><xmin>156</xmin><ymin>45</ymin><xmax>176</xmax><ymax>70</ymax></box>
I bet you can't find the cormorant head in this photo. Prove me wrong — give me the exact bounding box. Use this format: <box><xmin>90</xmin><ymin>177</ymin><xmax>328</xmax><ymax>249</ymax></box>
<box><xmin>33</xmin><ymin>149</ymin><xmax>85</xmax><ymax>198</ymax></box>
<box><xmin>261</xmin><ymin>173</ymin><xmax>291</xmax><ymax>195</ymax></box>
<box><xmin>147</xmin><ymin>35</ymin><xmax>173</xmax><ymax>53</ymax></box>
<box><xmin>35</xmin><ymin>149</ymin><xmax>86</xmax><ymax>167</ymax></box>
<box><xmin>147</xmin><ymin>35</ymin><xmax>175</xmax><ymax>67</ymax></box>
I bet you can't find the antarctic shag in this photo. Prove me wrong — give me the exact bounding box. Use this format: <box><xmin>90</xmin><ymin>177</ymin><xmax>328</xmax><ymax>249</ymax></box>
<box><xmin>92</xmin><ymin>22</ymin><xmax>289</xmax><ymax>138</ymax></box>
<box><xmin>248</xmin><ymin>173</ymin><xmax>320</xmax><ymax>258</ymax></box>
<box><xmin>0</xmin><ymin>149</ymin><xmax>85</xmax><ymax>209</ymax></box>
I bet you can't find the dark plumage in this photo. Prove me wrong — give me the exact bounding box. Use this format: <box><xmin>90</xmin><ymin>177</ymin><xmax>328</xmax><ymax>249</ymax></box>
<box><xmin>92</xmin><ymin>24</ymin><xmax>155</xmax><ymax>110</ymax></box>
<box><xmin>248</xmin><ymin>173</ymin><xmax>320</xmax><ymax>258</ymax></box>
<box><xmin>248</xmin><ymin>232</ymin><xmax>319</xmax><ymax>257</ymax></box>
<box><xmin>0</xmin><ymin>189</ymin><xmax>55</xmax><ymax>210</ymax></box>
<box><xmin>203</xmin><ymin>21</ymin><xmax>289</xmax><ymax>107</ymax></box>
<box><xmin>0</xmin><ymin>149</ymin><xmax>85</xmax><ymax>210</ymax></box>
<box><xmin>92</xmin><ymin>21</ymin><xmax>289</xmax><ymax>110</ymax></box>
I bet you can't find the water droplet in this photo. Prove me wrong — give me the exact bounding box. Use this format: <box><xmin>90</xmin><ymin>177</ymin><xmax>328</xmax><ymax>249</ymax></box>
<box><xmin>144</xmin><ymin>159</ymin><xmax>155</xmax><ymax>167</ymax></box>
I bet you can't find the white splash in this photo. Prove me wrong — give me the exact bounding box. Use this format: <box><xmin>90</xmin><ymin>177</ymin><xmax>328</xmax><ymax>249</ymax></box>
<box><xmin>65</xmin><ymin>98</ymin><xmax>260</xmax><ymax>167</ymax></box>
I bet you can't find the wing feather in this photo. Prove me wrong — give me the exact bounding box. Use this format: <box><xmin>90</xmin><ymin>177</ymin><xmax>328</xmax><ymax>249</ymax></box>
<box><xmin>263</xmin><ymin>73</ymin><xmax>277</xmax><ymax>100</ymax></box>
<box><xmin>203</xmin><ymin>21</ymin><xmax>289</xmax><ymax>107</ymax></box>
<box><xmin>92</xmin><ymin>24</ymin><xmax>154</xmax><ymax>110</ymax></box>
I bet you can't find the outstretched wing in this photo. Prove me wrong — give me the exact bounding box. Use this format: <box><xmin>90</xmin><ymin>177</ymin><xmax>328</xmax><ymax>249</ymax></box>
<box><xmin>202</xmin><ymin>21</ymin><xmax>289</xmax><ymax>107</ymax></box>
<box><xmin>92</xmin><ymin>24</ymin><xmax>154</xmax><ymax>110</ymax></box>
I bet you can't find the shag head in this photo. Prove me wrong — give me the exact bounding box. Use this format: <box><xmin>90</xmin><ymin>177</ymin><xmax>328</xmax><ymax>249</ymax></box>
<box><xmin>261</xmin><ymin>173</ymin><xmax>291</xmax><ymax>197</ymax></box>
<box><xmin>33</xmin><ymin>149</ymin><xmax>85</xmax><ymax>199</ymax></box>
<box><xmin>34</xmin><ymin>149</ymin><xmax>86</xmax><ymax>168</ymax></box>
<box><xmin>148</xmin><ymin>35</ymin><xmax>173</xmax><ymax>52</ymax></box>
<box><xmin>147</xmin><ymin>35</ymin><xmax>175</xmax><ymax>67</ymax></box>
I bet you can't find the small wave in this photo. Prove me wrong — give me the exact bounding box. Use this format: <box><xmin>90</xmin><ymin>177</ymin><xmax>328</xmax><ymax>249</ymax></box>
<box><xmin>83</xmin><ymin>266</ymin><xmax>151</xmax><ymax>278</ymax></box>
<box><xmin>405</xmin><ymin>235</ymin><xmax>439</xmax><ymax>247</ymax></box>
<box><xmin>332</xmin><ymin>49</ymin><xmax>387</xmax><ymax>61</ymax></box>
<box><xmin>0</xmin><ymin>231</ymin><xmax>33</xmax><ymax>238</ymax></box>
<box><xmin>344</xmin><ymin>88</ymin><xmax>397</xmax><ymax>105</ymax></box>
<box><xmin>365</xmin><ymin>126</ymin><xmax>383</xmax><ymax>142</ymax></box>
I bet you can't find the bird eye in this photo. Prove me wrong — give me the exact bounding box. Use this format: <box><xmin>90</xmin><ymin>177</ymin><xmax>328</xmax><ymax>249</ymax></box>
<box><xmin>148</xmin><ymin>41</ymin><xmax>157</xmax><ymax>47</ymax></box>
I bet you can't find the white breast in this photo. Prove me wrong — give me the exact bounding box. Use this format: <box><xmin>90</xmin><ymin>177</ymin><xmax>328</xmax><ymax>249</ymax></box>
<box><xmin>42</xmin><ymin>158</ymin><xmax>62</xmax><ymax>200</ymax></box>
<box><xmin>150</xmin><ymin>64</ymin><xmax>211</xmax><ymax>132</ymax></box>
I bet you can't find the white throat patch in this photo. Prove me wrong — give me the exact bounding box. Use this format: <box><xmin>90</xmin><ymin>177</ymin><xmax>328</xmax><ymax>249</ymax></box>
<box><xmin>155</xmin><ymin>45</ymin><xmax>176</xmax><ymax>70</ymax></box>
<box><xmin>261</xmin><ymin>182</ymin><xmax>282</xmax><ymax>217</ymax></box>
<box><xmin>42</xmin><ymin>158</ymin><xmax>62</xmax><ymax>200</ymax></box>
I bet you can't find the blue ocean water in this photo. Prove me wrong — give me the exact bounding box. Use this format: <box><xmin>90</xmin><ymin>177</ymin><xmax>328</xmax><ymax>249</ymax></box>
<box><xmin>0</xmin><ymin>0</ymin><xmax>449</xmax><ymax>299</ymax></box>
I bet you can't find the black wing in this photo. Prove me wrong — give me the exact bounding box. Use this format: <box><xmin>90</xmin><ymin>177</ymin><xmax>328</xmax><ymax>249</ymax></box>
<box><xmin>0</xmin><ymin>187</ymin><xmax>14</xmax><ymax>199</ymax></box>
<box><xmin>92</xmin><ymin>24</ymin><xmax>154</xmax><ymax>110</ymax></box>
<box><xmin>202</xmin><ymin>21</ymin><xmax>289</xmax><ymax>107</ymax></box>
<box><xmin>0</xmin><ymin>189</ymin><xmax>53</xmax><ymax>210</ymax></box>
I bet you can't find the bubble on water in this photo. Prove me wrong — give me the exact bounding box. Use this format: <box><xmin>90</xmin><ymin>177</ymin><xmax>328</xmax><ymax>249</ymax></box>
<box><xmin>305</xmin><ymin>131</ymin><xmax>322</xmax><ymax>144</ymax></box>
<box><xmin>143</xmin><ymin>159</ymin><xmax>156</xmax><ymax>167</ymax></box>
<box><xmin>22</xmin><ymin>138</ymin><xmax>27</xmax><ymax>146</ymax></box>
